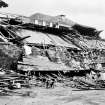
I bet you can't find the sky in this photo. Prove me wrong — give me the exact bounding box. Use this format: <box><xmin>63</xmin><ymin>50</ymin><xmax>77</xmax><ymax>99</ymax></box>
<box><xmin>1</xmin><ymin>0</ymin><xmax>105</xmax><ymax>38</ymax></box>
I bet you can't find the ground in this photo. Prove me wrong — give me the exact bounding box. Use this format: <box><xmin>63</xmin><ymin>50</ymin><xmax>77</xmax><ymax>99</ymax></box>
<box><xmin>0</xmin><ymin>85</ymin><xmax>105</xmax><ymax>105</ymax></box>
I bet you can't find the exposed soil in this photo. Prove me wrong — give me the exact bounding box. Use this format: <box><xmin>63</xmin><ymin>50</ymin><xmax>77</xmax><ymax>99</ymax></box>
<box><xmin>0</xmin><ymin>86</ymin><xmax>105</xmax><ymax>105</ymax></box>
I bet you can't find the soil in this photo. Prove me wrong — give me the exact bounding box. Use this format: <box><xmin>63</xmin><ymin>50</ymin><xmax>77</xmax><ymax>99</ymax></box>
<box><xmin>0</xmin><ymin>85</ymin><xmax>105</xmax><ymax>105</ymax></box>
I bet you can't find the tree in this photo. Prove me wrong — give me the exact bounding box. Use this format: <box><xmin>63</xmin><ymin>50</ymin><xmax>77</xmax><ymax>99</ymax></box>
<box><xmin>0</xmin><ymin>0</ymin><xmax>8</xmax><ymax>8</ymax></box>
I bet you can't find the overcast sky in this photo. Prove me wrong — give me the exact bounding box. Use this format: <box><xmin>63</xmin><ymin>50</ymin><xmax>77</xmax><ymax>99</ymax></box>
<box><xmin>1</xmin><ymin>0</ymin><xmax>105</xmax><ymax>38</ymax></box>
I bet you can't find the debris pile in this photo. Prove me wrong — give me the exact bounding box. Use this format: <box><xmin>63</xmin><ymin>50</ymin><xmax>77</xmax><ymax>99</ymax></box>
<box><xmin>0</xmin><ymin>12</ymin><xmax>105</xmax><ymax>91</ymax></box>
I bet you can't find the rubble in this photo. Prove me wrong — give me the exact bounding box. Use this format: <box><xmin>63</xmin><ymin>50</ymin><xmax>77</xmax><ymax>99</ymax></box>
<box><xmin>0</xmin><ymin>12</ymin><xmax>105</xmax><ymax>91</ymax></box>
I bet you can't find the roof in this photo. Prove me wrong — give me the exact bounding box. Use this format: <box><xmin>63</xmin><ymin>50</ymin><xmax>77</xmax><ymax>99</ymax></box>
<box><xmin>29</xmin><ymin>13</ymin><xmax>99</xmax><ymax>39</ymax></box>
<box><xmin>72</xmin><ymin>24</ymin><xmax>99</xmax><ymax>38</ymax></box>
<box><xmin>16</xmin><ymin>29</ymin><xmax>80</xmax><ymax>49</ymax></box>
<box><xmin>16</xmin><ymin>28</ymin><xmax>105</xmax><ymax>50</ymax></box>
<box><xmin>29</xmin><ymin>13</ymin><xmax>75</xmax><ymax>27</ymax></box>
<box><xmin>47</xmin><ymin>34</ymin><xmax>79</xmax><ymax>49</ymax></box>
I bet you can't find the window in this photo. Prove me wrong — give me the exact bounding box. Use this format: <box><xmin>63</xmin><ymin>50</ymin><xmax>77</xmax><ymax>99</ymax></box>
<box><xmin>34</xmin><ymin>19</ymin><xmax>38</xmax><ymax>24</ymax></box>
